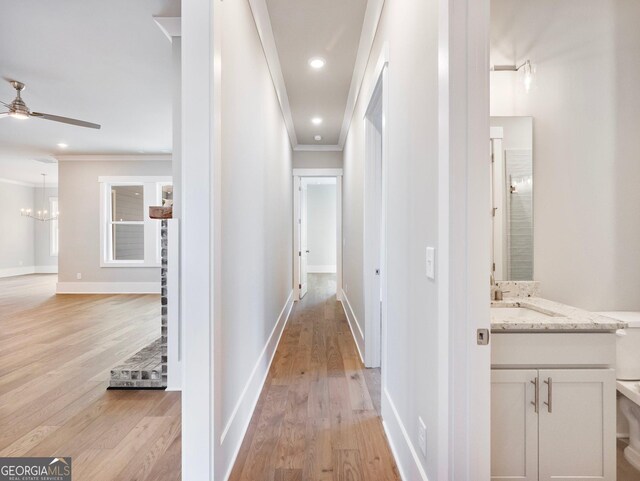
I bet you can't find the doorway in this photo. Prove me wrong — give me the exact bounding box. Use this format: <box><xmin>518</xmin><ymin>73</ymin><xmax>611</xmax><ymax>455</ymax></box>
<box><xmin>293</xmin><ymin>169</ymin><xmax>343</xmax><ymax>302</ymax></box>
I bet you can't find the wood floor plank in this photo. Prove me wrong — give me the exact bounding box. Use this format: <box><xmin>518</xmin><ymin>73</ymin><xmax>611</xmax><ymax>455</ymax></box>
<box><xmin>229</xmin><ymin>273</ymin><xmax>399</xmax><ymax>481</ymax></box>
<box><xmin>0</xmin><ymin>274</ymin><xmax>181</xmax><ymax>479</ymax></box>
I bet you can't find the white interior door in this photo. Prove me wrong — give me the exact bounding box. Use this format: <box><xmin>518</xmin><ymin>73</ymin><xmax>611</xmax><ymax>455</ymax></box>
<box><xmin>364</xmin><ymin>77</ymin><xmax>384</xmax><ymax>368</ymax></box>
<box><xmin>299</xmin><ymin>182</ymin><xmax>309</xmax><ymax>298</ymax></box>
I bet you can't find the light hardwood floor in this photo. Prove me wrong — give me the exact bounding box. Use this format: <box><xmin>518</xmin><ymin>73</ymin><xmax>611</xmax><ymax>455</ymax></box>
<box><xmin>229</xmin><ymin>273</ymin><xmax>400</xmax><ymax>481</ymax></box>
<box><xmin>0</xmin><ymin>274</ymin><xmax>181</xmax><ymax>480</ymax></box>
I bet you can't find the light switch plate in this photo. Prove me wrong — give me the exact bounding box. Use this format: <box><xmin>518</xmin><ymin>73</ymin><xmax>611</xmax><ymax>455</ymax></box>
<box><xmin>426</xmin><ymin>247</ymin><xmax>435</xmax><ymax>279</ymax></box>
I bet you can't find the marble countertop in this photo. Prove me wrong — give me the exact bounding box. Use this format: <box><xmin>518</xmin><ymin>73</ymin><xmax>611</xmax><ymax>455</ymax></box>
<box><xmin>491</xmin><ymin>297</ymin><xmax>628</xmax><ymax>332</ymax></box>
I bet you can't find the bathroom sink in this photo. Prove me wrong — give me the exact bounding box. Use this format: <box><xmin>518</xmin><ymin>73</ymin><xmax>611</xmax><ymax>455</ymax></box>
<box><xmin>490</xmin><ymin>306</ymin><xmax>553</xmax><ymax>320</ymax></box>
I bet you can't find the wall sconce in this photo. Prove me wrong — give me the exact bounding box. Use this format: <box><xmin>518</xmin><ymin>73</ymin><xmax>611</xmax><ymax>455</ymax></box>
<box><xmin>491</xmin><ymin>60</ymin><xmax>535</xmax><ymax>92</ymax></box>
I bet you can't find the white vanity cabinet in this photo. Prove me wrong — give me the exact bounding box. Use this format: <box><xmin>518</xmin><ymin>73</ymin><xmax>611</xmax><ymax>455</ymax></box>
<box><xmin>491</xmin><ymin>333</ymin><xmax>617</xmax><ymax>481</ymax></box>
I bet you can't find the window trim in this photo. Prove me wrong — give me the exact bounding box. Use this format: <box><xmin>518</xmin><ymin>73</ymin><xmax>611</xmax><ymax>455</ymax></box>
<box><xmin>99</xmin><ymin>176</ymin><xmax>172</xmax><ymax>268</ymax></box>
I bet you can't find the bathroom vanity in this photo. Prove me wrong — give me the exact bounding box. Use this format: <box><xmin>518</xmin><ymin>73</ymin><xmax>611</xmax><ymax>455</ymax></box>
<box><xmin>491</xmin><ymin>298</ymin><xmax>627</xmax><ymax>481</ymax></box>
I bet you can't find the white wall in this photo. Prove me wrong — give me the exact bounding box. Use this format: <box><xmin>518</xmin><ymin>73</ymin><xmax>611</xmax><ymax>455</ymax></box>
<box><xmin>215</xmin><ymin>0</ymin><xmax>293</xmax><ymax>478</ymax></box>
<box><xmin>0</xmin><ymin>181</ymin><xmax>35</xmax><ymax>276</ymax></box>
<box><xmin>293</xmin><ymin>150</ymin><xmax>342</xmax><ymax>169</ymax></box>
<box><xmin>306</xmin><ymin>183</ymin><xmax>337</xmax><ymax>272</ymax></box>
<box><xmin>491</xmin><ymin>0</ymin><xmax>640</xmax><ymax>311</ymax></box>
<box><xmin>34</xmin><ymin>186</ymin><xmax>59</xmax><ymax>269</ymax></box>
<box><xmin>342</xmin><ymin>0</ymin><xmax>440</xmax><ymax>478</ymax></box>
<box><xmin>57</xmin><ymin>159</ymin><xmax>171</xmax><ymax>290</ymax></box>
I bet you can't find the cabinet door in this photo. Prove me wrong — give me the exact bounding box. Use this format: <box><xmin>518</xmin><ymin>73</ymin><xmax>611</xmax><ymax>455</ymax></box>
<box><xmin>491</xmin><ymin>369</ymin><xmax>539</xmax><ymax>481</ymax></box>
<box><xmin>538</xmin><ymin>369</ymin><xmax>616</xmax><ymax>481</ymax></box>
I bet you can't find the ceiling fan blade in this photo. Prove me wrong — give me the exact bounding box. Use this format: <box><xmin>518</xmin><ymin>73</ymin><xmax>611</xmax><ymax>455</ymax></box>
<box><xmin>30</xmin><ymin>111</ymin><xmax>101</xmax><ymax>129</ymax></box>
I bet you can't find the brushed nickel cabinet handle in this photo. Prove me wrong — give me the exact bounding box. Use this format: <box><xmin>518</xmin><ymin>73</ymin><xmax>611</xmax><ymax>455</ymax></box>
<box><xmin>530</xmin><ymin>378</ymin><xmax>539</xmax><ymax>413</ymax></box>
<box><xmin>544</xmin><ymin>377</ymin><xmax>553</xmax><ymax>413</ymax></box>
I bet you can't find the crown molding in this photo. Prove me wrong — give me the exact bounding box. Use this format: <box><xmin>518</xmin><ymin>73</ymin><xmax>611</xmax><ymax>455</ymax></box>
<box><xmin>154</xmin><ymin>17</ymin><xmax>181</xmax><ymax>42</ymax></box>
<box><xmin>55</xmin><ymin>154</ymin><xmax>172</xmax><ymax>162</ymax></box>
<box><xmin>338</xmin><ymin>0</ymin><xmax>385</xmax><ymax>148</ymax></box>
<box><xmin>248</xmin><ymin>0</ymin><xmax>298</xmax><ymax>148</ymax></box>
<box><xmin>294</xmin><ymin>144</ymin><xmax>343</xmax><ymax>152</ymax></box>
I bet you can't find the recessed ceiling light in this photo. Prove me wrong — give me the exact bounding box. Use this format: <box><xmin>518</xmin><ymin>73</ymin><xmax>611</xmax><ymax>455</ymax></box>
<box><xmin>314</xmin><ymin>135</ymin><xmax>322</xmax><ymax>141</ymax></box>
<box><xmin>57</xmin><ymin>143</ymin><xmax>68</xmax><ymax>148</ymax></box>
<box><xmin>311</xmin><ymin>117</ymin><xmax>323</xmax><ymax>125</ymax></box>
<box><xmin>308</xmin><ymin>57</ymin><xmax>326</xmax><ymax>69</ymax></box>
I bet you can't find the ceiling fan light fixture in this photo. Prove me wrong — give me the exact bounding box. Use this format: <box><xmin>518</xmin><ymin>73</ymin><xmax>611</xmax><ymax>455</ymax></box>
<box><xmin>9</xmin><ymin>111</ymin><xmax>29</xmax><ymax>120</ymax></box>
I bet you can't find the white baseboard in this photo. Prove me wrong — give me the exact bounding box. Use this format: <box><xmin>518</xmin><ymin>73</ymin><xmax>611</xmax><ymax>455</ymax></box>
<box><xmin>221</xmin><ymin>290</ymin><xmax>295</xmax><ymax>481</ymax></box>
<box><xmin>35</xmin><ymin>265</ymin><xmax>58</xmax><ymax>274</ymax></box>
<box><xmin>56</xmin><ymin>282</ymin><xmax>160</xmax><ymax>294</ymax></box>
<box><xmin>340</xmin><ymin>289</ymin><xmax>364</xmax><ymax>363</ymax></box>
<box><xmin>0</xmin><ymin>266</ymin><xmax>59</xmax><ymax>278</ymax></box>
<box><xmin>307</xmin><ymin>265</ymin><xmax>337</xmax><ymax>274</ymax></box>
<box><xmin>0</xmin><ymin>266</ymin><xmax>36</xmax><ymax>278</ymax></box>
<box><xmin>382</xmin><ymin>388</ymin><xmax>429</xmax><ymax>481</ymax></box>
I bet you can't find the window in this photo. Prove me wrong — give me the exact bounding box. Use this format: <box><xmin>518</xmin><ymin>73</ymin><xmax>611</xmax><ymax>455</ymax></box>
<box><xmin>99</xmin><ymin>177</ymin><xmax>172</xmax><ymax>267</ymax></box>
<box><xmin>49</xmin><ymin>197</ymin><xmax>59</xmax><ymax>257</ymax></box>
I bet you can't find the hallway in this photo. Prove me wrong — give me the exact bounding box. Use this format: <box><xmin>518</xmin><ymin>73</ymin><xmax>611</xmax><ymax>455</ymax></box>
<box><xmin>229</xmin><ymin>274</ymin><xmax>400</xmax><ymax>481</ymax></box>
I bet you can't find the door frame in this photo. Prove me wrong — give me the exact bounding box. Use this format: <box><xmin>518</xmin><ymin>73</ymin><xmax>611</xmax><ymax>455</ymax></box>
<box><xmin>362</xmin><ymin>48</ymin><xmax>388</xmax><ymax>369</ymax></box>
<box><xmin>438</xmin><ymin>0</ymin><xmax>492</xmax><ymax>478</ymax></box>
<box><xmin>292</xmin><ymin>168</ymin><xmax>343</xmax><ymax>302</ymax></box>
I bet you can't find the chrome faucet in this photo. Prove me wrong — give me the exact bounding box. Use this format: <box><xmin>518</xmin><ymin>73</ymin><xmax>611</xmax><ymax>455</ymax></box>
<box><xmin>490</xmin><ymin>274</ymin><xmax>509</xmax><ymax>301</ymax></box>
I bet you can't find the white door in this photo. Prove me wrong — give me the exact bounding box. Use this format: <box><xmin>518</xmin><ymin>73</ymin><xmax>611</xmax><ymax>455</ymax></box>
<box><xmin>491</xmin><ymin>369</ymin><xmax>539</xmax><ymax>481</ymax></box>
<box><xmin>363</xmin><ymin>77</ymin><xmax>384</xmax><ymax>368</ymax></box>
<box><xmin>299</xmin><ymin>182</ymin><xmax>309</xmax><ymax>299</ymax></box>
<box><xmin>538</xmin><ymin>369</ymin><xmax>616</xmax><ymax>481</ymax></box>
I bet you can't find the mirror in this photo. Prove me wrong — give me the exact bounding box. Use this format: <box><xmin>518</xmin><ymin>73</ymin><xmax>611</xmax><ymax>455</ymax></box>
<box><xmin>490</xmin><ymin>116</ymin><xmax>533</xmax><ymax>281</ymax></box>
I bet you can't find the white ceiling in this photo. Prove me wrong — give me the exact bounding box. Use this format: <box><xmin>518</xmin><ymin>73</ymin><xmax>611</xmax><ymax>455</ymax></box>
<box><xmin>265</xmin><ymin>0</ymin><xmax>368</xmax><ymax>146</ymax></box>
<box><xmin>0</xmin><ymin>0</ymin><xmax>179</xmax><ymax>184</ymax></box>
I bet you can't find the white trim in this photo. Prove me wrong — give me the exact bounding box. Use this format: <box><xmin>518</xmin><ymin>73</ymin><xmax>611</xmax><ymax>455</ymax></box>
<box><xmin>440</xmin><ymin>0</ymin><xmax>491</xmax><ymax>478</ymax></box>
<box><xmin>182</xmin><ymin>0</ymin><xmax>217</xmax><ymax>476</ymax></box>
<box><xmin>247</xmin><ymin>0</ymin><xmax>298</xmax><ymax>148</ymax></box>
<box><xmin>220</xmin><ymin>292</ymin><xmax>294</xmax><ymax>481</ymax></box>
<box><xmin>336</xmin><ymin>176</ymin><xmax>343</xmax><ymax>302</ymax></box>
<box><xmin>362</xmin><ymin>52</ymin><xmax>388</xmax><ymax>369</ymax></box>
<box><xmin>292</xmin><ymin>168</ymin><xmax>343</xmax><ymax>177</ymax></box>
<box><xmin>338</xmin><ymin>0</ymin><xmax>386</xmax><ymax>148</ymax></box>
<box><xmin>166</xmin><ymin>219</ymin><xmax>182</xmax><ymax>391</ymax></box>
<box><xmin>154</xmin><ymin>16</ymin><xmax>181</xmax><ymax>42</ymax></box>
<box><xmin>35</xmin><ymin>265</ymin><xmax>57</xmax><ymax>274</ymax></box>
<box><xmin>98</xmin><ymin>176</ymin><xmax>172</xmax><ymax>183</ymax></box>
<box><xmin>56</xmin><ymin>154</ymin><xmax>172</xmax><ymax>162</ymax></box>
<box><xmin>293</xmin><ymin>172</ymin><xmax>343</xmax><ymax>301</ymax></box>
<box><xmin>0</xmin><ymin>266</ymin><xmax>58</xmax><ymax>278</ymax></box>
<box><xmin>0</xmin><ymin>177</ymin><xmax>39</xmax><ymax>187</ymax></box>
<box><xmin>0</xmin><ymin>266</ymin><xmax>36</xmax><ymax>278</ymax></box>
<box><xmin>307</xmin><ymin>265</ymin><xmax>336</xmax><ymax>274</ymax></box>
<box><xmin>382</xmin><ymin>389</ymin><xmax>429</xmax><ymax>481</ymax></box>
<box><xmin>339</xmin><ymin>291</ymin><xmax>364</xmax><ymax>363</ymax></box>
<box><xmin>55</xmin><ymin>282</ymin><xmax>160</xmax><ymax>294</ymax></box>
<box><xmin>490</xmin><ymin>126</ymin><xmax>504</xmax><ymax>139</ymax></box>
<box><xmin>293</xmin><ymin>144</ymin><xmax>343</xmax><ymax>152</ymax></box>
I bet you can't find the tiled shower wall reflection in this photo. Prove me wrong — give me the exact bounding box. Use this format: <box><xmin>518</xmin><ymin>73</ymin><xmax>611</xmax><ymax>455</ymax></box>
<box><xmin>506</xmin><ymin>149</ymin><xmax>533</xmax><ymax>280</ymax></box>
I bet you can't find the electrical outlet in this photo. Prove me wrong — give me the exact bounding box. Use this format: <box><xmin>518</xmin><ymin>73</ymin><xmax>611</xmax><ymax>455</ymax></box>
<box><xmin>426</xmin><ymin>247</ymin><xmax>435</xmax><ymax>279</ymax></box>
<box><xmin>76</xmin><ymin>273</ymin><xmax>82</xmax><ymax>280</ymax></box>
<box><xmin>418</xmin><ymin>417</ymin><xmax>427</xmax><ymax>457</ymax></box>
<box><xmin>19</xmin><ymin>260</ymin><xmax>23</xmax><ymax>266</ymax></box>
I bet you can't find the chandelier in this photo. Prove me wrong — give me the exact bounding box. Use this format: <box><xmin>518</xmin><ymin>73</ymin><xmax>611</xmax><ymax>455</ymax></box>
<box><xmin>21</xmin><ymin>173</ymin><xmax>59</xmax><ymax>222</ymax></box>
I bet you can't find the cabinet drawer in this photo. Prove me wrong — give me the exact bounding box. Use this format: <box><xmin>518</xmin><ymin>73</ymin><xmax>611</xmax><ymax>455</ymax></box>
<box><xmin>492</xmin><ymin>333</ymin><xmax>616</xmax><ymax>367</ymax></box>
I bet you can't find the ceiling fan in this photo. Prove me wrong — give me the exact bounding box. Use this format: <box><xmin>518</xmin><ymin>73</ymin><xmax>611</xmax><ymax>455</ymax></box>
<box><xmin>0</xmin><ymin>80</ymin><xmax>101</xmax><ymax>129</ymax></box>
